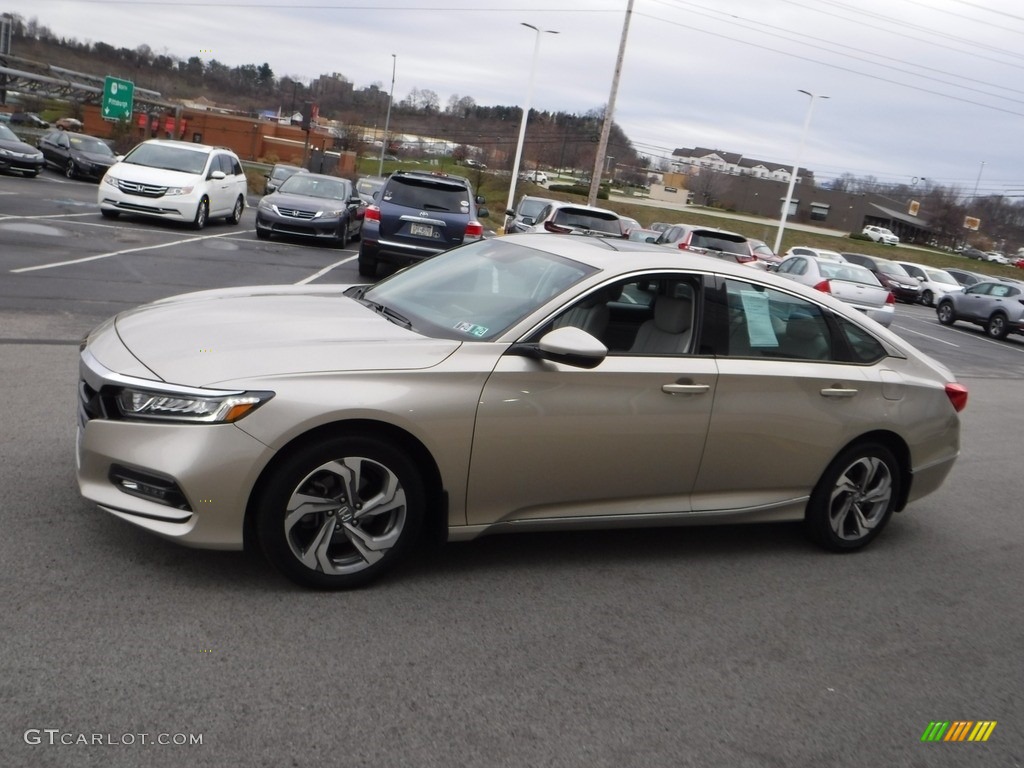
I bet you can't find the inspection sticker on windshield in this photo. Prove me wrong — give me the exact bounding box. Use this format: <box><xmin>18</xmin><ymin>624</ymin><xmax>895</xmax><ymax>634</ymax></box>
<box><xmin>454</xmin><ymin>321</ymin><xmax>488</xmax><ymax>337</ymax></box>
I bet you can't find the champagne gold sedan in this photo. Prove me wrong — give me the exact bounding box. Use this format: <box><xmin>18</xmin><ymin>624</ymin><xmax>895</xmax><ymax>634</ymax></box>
<box><xmin>76</xmin><ymin>236</ymin><xmax>967</xmax><ymax>588</ymax></box>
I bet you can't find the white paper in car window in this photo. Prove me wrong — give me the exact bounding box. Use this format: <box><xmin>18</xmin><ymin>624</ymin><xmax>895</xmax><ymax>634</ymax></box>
<box><xmin>739</xmin><ymin>290</ymin><xmax>779</xmax><ymax>348</ymax></box>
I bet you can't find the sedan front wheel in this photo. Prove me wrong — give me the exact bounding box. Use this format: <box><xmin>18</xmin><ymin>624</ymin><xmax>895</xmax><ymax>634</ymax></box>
<box><xmin>256</xmin><ymin>435</ymin><xmax>424</xmax><ymax>588</ymax></box>
<box><xmin>805</xmin><ymin>442</ymin><xmax>900</xmax><ymax>551</ymax></box>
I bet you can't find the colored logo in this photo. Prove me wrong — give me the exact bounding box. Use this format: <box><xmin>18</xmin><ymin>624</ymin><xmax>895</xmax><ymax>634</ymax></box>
<box><xmin>921</xmin><ymin>721</ymin><xmax>997</xmax><ymax>742</ymax></box>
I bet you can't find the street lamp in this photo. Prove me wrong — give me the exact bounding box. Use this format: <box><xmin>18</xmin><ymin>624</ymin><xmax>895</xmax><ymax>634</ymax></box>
<box><xmin>505</xmin><ymin>22</ymin><xmax>558</xmax><ymax>229</ymax></box>
<box><xmin>773</xmin><ymin>89</ymin><xmax>828</xmax><ymax>255</ymax></box>
<box><xmin>378</xmin><ymin>54</ymin><xmax>396</xmax><ymax>177</ymax></box>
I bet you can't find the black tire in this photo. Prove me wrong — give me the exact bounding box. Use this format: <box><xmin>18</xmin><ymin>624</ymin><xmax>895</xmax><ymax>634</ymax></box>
<box><xmin>357</xmin><ymin>245</ymin><xmax>377</xmax><ymax>278</ymax></box>
<box><xmin>987</xmin><ymin>313</ymin><xmax>1009</xmax><ymax>340</ymax></box>
<box><xmin>255</xmin><ymin>227</ymin><xmax>270</xmax><ymax>240</ymax></box>
<box><xmin>805</xmin><ymin>442</ymin><xmax>900</xmax><ymax>552</ymax></box>
<box><xmin>334</xmin><ymin>217</ymin><xmax>349</xmax><ymax>249</ymax></box>
<box><xmin>256</xmin><ymin>435</ymin><xmax>424</xmax><ymax>589</ymax></box>
<box><xmin>65</xmin><ymin>160</ymin><xmax>76</xmax><ymax>179</ymax></box>
<box><xmin>191</xmin><ymin>198</ymin><xmax>209</xmax><ymax>230</ymax></box>
<box><xmin>226</xmin><ymin>195</ymin><xmax>244</xmax><ymax>225</ymax></box>
<box><xmin>921</xmin><ymin>290</ymin><xmax>933</xmax><ymax>307</ymax></box>
<box><xmin>351</xmin><ymin>222</ymin><xmax>362</xmax><ymax>242</ymax></box>
<box><xmin>936</xmin><ymin>302</ymin><xmax>955</xmax><ymax>325</ymax></box>
<box><xmin>100</xmin><ymin>209</ymin><xmax>119</xmax><ymax>220</ymax></box>
<box><xmin>24</xmin><ymin>170</ymin><xmax>39</xmax><ymax>178</ymax></box>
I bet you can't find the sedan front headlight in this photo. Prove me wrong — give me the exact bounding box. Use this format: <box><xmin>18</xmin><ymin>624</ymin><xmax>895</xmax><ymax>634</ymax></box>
<box><xmin>115</xmin><ymin>386</ymin><xmax>273</xmax><ymax>423</ymax></box>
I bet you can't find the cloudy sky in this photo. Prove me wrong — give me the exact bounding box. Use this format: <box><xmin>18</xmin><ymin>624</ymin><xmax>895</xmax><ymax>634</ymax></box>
<box><xmin>4</xmin><ymin>0</ymin><xmax>1024</xmax><ymax>195</ymax></box>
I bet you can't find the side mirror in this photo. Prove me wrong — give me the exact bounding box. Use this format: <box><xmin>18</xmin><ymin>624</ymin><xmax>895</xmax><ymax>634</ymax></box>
<box><xmin>510</xmin><ymin>326</ymin><xmax>608</xmax><ymax>369</ymax></box>
<box><xmin>505</xmin><ymin>207</ymin><xmax>515</xmax><ymax>217</ymax></box>
<box><xmin>522</xmin><ymin>216</ymin><xmax>536</xmax><ymax>226</ymax></box>
<box><xmin>210</xmin><ymin>170</ymin><xmax>226</xmax><ymax>180</ymax></box>
<box><xmin>478</xmin><ymin>206</ymin><xmax>490</xmax><ymax>218</ymax></box>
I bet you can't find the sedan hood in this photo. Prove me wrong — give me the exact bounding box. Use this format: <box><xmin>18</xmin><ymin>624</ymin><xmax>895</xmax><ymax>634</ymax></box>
<box><xmin>264</xmin><ymin>192</ymin><xmax>341</xmax><ymax>212</ymax></box>
<box><xmin>113</xmin><ymin>285</ymin><xmax>460</xmax><ymax>387</ymax></box>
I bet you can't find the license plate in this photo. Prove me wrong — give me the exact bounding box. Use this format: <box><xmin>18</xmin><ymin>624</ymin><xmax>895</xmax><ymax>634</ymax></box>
<box><xmin>410</xmin><ymin>223</ymin><xmax>434</xmax><ymax>237</ymax></box>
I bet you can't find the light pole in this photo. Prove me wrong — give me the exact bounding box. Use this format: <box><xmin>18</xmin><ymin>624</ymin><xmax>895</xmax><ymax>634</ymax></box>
<box><xmin>505</xmin><ymin>22</ymin><xmax>558</xmax><ymax>229</ymax></box>
<box><xmin>377</xmin><ymin>54</ymin><xmax>396</xmax><ymax>177</ymax></box>
<box><xmin>773</xmin><ymin>89</ymin><xmax>828</xmax><ymax>255</ymax></box>
<box><xmin>972</xmin><ymin>160</ymin><xmax>985</xmax><ymax>199</ymax></box>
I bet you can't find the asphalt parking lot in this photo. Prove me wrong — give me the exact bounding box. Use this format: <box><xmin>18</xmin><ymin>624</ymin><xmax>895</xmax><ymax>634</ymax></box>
<box><xmin>1</xmin><ymin>170</ymin><xmax>1022</xmax><ymax>767</ymax></box>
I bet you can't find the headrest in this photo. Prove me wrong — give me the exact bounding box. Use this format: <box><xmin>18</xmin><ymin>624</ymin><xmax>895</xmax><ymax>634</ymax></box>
<box><xmin>654</xmin><ymin>295</ymin><xmax>692</xmax><ymax>334</ymax></box>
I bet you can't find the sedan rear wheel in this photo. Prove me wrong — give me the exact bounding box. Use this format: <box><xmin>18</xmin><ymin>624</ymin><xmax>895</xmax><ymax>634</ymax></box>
<box><xmin>256</xmin><ymin>436</ymin><xmax>424</xmax><ymax>588</ymax></box>
<box><xmin>936</xmin><ymin>302</ymin><xmax>956</xmax><ymax>325</ymax></box>
<box><xmin>987</xmin><ymin>313</ymin><xmax>1009</xmax><ymax>340</ymax></box>
<box><xmin>805</xmin><ymin>443</ymin><xmax>899</xmax><ymax>551</ymax></box>
<box><xmin>65</xmin><ymin>160</ymin><xmax>76</xmax><ymax>179</ymax></box>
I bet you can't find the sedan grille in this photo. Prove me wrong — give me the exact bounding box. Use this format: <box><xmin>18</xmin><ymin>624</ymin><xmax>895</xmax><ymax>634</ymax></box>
<box><xmin>116</xmin><ymin>179</ymin><xmax>168</xmax><ymax>198</ymax></box>
<box><xmin>276</xmin><ymin>207</ymin><xmax>318</xmax><ymax>220</ymax></box>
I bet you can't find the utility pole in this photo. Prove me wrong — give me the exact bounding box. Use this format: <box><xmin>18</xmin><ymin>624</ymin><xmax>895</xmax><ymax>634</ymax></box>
<box><xmin>588</xmin><ymin>0</ymin><xmax>634</xmax><ymax>207</ymax></box>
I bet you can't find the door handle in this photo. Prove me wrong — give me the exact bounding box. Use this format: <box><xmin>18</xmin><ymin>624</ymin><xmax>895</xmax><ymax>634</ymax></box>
<box><xmin>821</xmin><ymin>386</ymin><xmax>858</xmax><ymax>398</ymax></box>
<box><xmin>662</xmin><ymin>383</ymin><xmax>710</xmax><ymax>395</ymax></box>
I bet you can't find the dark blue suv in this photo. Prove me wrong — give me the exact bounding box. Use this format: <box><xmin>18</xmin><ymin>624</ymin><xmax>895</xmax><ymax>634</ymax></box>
<box><xmin>358</xmin><ymin>171</ymin><xmax>489</xmax><ymax>277</ymax></box>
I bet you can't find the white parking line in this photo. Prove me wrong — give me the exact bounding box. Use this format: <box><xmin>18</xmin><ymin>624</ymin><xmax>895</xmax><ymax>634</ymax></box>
<box><xmin>0</xmin><ymin>212</ymin><xmax>97</xmax><ymax>221</ymax></box>
<box><xmin>10</xmin><ymin>230</ymin><xmax>244</xmax><ymax>273</ymax></box>
<box><xmin>294</xmin><ymin>254</ymin><xmax>358</xmax><ymax>285</ymax></box>
<box><xmin>893</xmin><ymin>325</ymin><xmax>961</xmax><ymax>347</ymax></box>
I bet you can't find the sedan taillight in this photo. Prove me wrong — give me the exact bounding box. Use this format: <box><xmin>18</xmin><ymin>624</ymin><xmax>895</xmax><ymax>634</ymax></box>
<box><xmin>885</xmin><ymin>292</ymin><xmax>896</xmax><ymax>305</ymax></box>
<box><xmin>364</xmin><ymin>205</ymin><xmax>381</xmax><ymax>222</ymax></box>
<box><xmin>544</xmin><ymin>220</ymin><xmax>572</xmax><ymax>234</ymax></box>
<box><xmin>813</xmin><ymin>279</ymin><xmax>832</xmax><ymax>294</ymax></box>
<box><xmin>945</xmin><ymin>383</ymin><xmax>969</xmax><ymax>412</ymax></box>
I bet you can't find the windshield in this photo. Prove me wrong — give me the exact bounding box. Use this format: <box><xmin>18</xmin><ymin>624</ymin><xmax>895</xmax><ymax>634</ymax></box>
<box><xmin>123</xmin><ymin>143</ymin><xmax>209</xmax><ymax>174</ymax></box>
<box><xmin>0</xmin><ymin>124</ymin><xmax>20</xmax><ymax>142</ymax></box>
<box><xmin>279</xmin><ymin>175</ymin><xmax>348</xmax><ymax>200</ymax></box>
<box><xmin>70</xmin><ymin>136</ymin><xmax>115</xmax><ymax>156</ymax></box>
<box><xmin>876</xmin><ymin>258</ymin><xmax>911</xmax><ymax>277</ymax></box>
<box><xmin>926</xmin><ymin>269</ymin><xmax>959</xmax><ymax>285</ymax></box>
<box><xmin>819</xmin><ymin>261</ymin><xmax>883</xmax><ymax>287</ymax></box>
<box><xmin>362</xmin><ymin>239</ymin><xmax>597</xmax><ymax>341</ymax></box>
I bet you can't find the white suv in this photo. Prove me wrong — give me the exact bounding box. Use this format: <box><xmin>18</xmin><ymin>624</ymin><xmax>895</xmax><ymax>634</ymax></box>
<box><xmin>862</xmin><ymin>225</ymin><xmax>899</xmax><ymax>245</ymax></box>
<box><xmin>98</xmin><ymin>140</ymin><xmax>248</xmax><ymax>229</ymax></box>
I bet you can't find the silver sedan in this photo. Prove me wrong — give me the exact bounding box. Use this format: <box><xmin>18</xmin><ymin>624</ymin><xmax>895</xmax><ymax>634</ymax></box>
<box><xmin>77</xmin><ymin>236</ymin><xmax>965</xmax><ymax>588</ymax></box>
<box><xmin>773</xmin><ymin>253</ymin><xmax>895</xmax><ymax>327</ymax></box>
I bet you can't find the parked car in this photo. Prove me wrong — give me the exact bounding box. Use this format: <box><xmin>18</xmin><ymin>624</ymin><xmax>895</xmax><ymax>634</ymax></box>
<box><xmin>784</xmin><ymin>246</ymin><xmax>846</xmax><ymax>262</ymax></box>
<box><xmin>355</xmin><ymin>175</ymin><xmax>386</xmax><ymax>205</ymax></box>
<box><xmin>621</xmin><ymin>217</ymin><xmax>642</xmax><ymax>234</ymax></box>
<box><xmin>960</xmin><ymin>246</ymin><xmax>988</xmax><ymax>260</ymax></box>
<box><xmin>1014</xmin><ymin>257</ymin><xmax>1024</xmax><ymax>270</ymax></box>
<box><xmin>37</xmin><ymin>130</ymin><xmax>118</xmax><ymax>181</ymax></box>
<box><xmin>255</xmin><ymin>173</ymin><xmax>365</xmax><ymax>247</ymax></box>
<box><xmin>464</xmin><ymin>158</ymin><xmax>487</xmax><ymax>169</ymax></box>
<box><xmin>526</xmin><ymin>170</ymin><xmax>548</xmax><ymax>184</ymax></box>
<box><xmin>750</xmin><ymin>239</ymin><xmax>782</xmax><ymax>269</ymax></box>
<box><xmin>984</xmin><ymin>252</ymin><xmax>1010</xmax><ymax>265</ymax></box>
<box><xmin>774</xmin><ymin>253</ymin><xmax>895</xmax><ymax>327</ymax></box>
<box><xmin>10</xmin><ymin>111</ymin><xmax>49</xmax><ymax>129</ymax></box>
<box><xmin>944</xmin><ymin>267</ymin><xmax>988</xmax><ymax>288</ymax></box>
<box><xmin>504</xmin><ymin>194</ymin><xmax>557</xmax><ymax>234</ymax></box>
<box><xmin>263</xmin><ymin>163</ymin><xmax>304</xmax><ymax>195</ymax></box>
<box><xmin>0</xmin><ymin>123</ymin><xmax>45</xmax><ymax>177</ymax></box>
<box><xmin>75</xmin><ymin>234</ymin><xmax>966</xmax><ymax>588</ymax></box>
<box><xmin>841</xmin><ymin>252</ymin><xmax>922</xmax><ymax>303</ymax></box>
<box><xmin>657</xmin><ymin>224</ymin><xmax>757</xmax><ymax>266</ymax></box>
<box><xmin>519</xmin><ymin>201</ymin><xmax>627</xmax><ymax>238</ymax></box>
<box><xmin>54</xmin><ymin>117</ymin><xmax>84</xmax><ymax>132</ymax></box>
<box><xmin>98</xmin><ymin>140</ymin><xmax>248</xmax><ymax>229</ymax></box>
<box><xmin>896</xmin><ymin>261</ymin><xmax>961</xmax><ymax>307</ymax></box>
<box><xmin>936</xmin><ymin>280</ymin><xmax>1024</xmax><ymax>339</ymax></box>
<box><xmin>358</xmin><ymin>170</ymin><xmax>489</xmax><ymax>277</ymax></box>
<box><xmin>862</xmin><ymin>225</ymin><xmax>899</xmax><ymax>245</ymax></box>
<box><xmin>628</xmin><ymin>227</ymin><xmax>661</xmax><ymax>243</ymax></box>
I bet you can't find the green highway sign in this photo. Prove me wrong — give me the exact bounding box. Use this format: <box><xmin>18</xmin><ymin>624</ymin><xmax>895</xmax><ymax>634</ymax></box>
<box><xmin>102</xmin><ymin>76</ymin><xmax>135</xmax><ymax>121</ymax></box>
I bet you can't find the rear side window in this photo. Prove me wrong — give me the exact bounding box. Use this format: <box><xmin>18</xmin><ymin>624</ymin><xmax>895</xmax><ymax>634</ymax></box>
<box><xmin>383</xmin><ymin>177</ymin><xmax>471</xmax><ymax>212</ymax></box>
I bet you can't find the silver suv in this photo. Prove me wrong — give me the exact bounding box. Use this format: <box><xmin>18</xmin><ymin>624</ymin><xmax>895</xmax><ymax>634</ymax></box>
<box><xmin>98</xmin><ymin>140</ymin><xmax>248</xmax><ymax>229</ymax></box>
